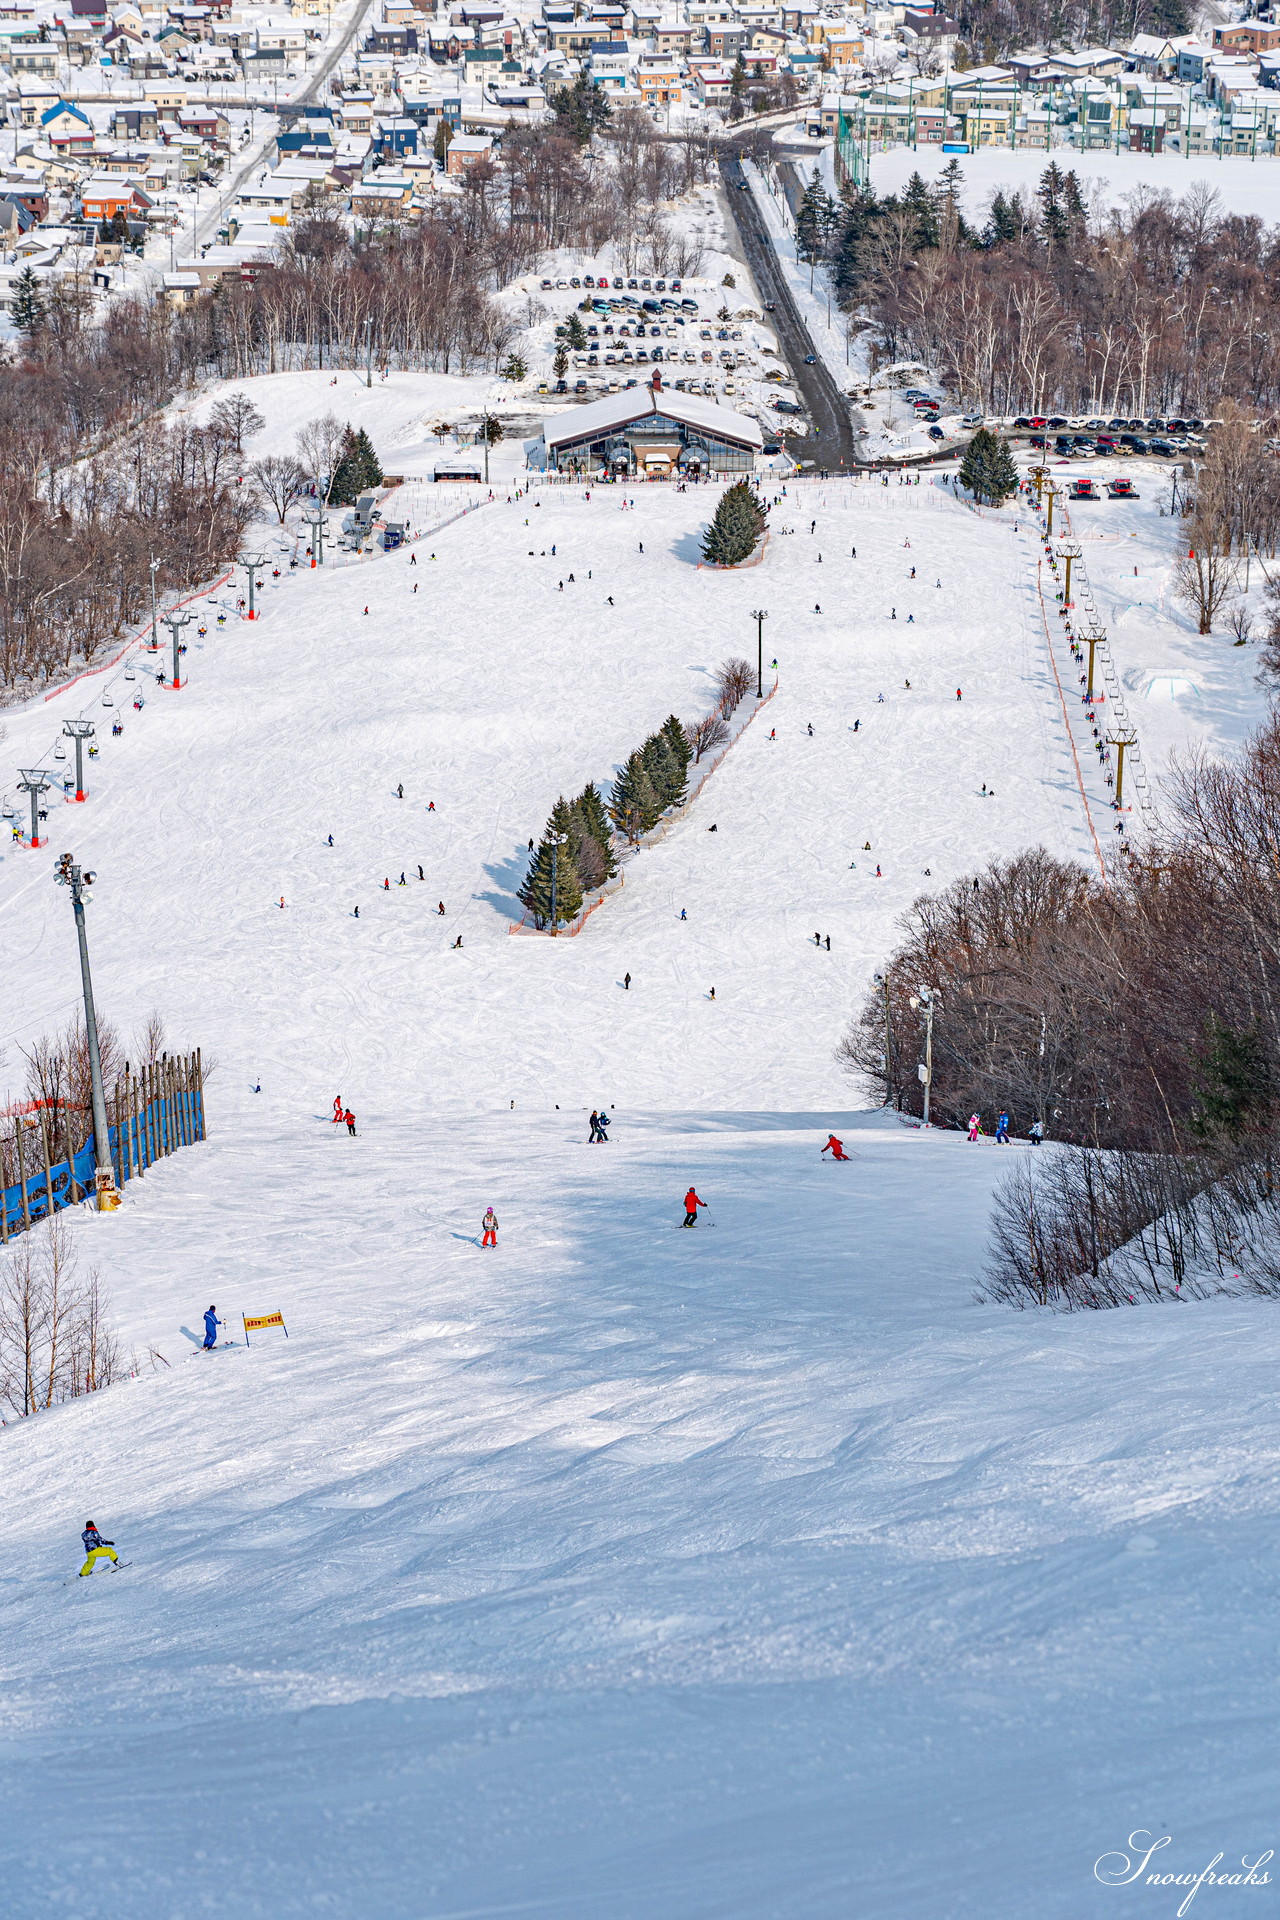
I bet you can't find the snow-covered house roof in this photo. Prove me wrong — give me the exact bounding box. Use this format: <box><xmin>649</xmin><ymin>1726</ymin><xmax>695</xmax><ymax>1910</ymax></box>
<box><xmin>543</xmin><ymin>381</ymin><xmax>763</xmax><ymax>453</ymax></box>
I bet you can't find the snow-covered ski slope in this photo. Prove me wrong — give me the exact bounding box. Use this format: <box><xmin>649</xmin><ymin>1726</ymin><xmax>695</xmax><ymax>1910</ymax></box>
<box><xmin>2</xmin><ymin>465</ymin><xmax>1279</xmax><ymax>1918</ymax></box>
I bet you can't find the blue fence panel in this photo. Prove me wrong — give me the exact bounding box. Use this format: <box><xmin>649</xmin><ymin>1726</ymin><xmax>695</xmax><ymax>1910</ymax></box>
<box><xmin>1</xmin><ymin>1084</ymin><xmax>206</xmax><ymax>1240</ymax></box>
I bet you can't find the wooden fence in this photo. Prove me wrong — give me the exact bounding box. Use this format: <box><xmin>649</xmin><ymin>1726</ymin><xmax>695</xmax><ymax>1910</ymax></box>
<box><xmin>0</xmin><ymin>1050</ymin><xmax>206</xmax><ymax>1243</ymax></box>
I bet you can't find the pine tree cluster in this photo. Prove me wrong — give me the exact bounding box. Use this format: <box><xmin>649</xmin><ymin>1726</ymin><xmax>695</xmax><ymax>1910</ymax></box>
<box><xmin>700</xmin><ymin>481</ymin><xmax>768</xmax><ymax>567</ymax></box>
<box><xmin>608</xmin><ymin>715</ymin><xmax>692</xmax><ymax>844</ymax></box>
<box><xmin>327</xmin><ymin>425</ymin><xmax>384</xmax><ymax>506</ymax></box>
<box><xmin>519</xmin><ymin>780</ymin><xmax>619</xmax><ymax>930</ymax></box>
<box><xmin>959</xmin><ymin>427</ymin><xmax>1019</xmax><ymax>505</ymax></box>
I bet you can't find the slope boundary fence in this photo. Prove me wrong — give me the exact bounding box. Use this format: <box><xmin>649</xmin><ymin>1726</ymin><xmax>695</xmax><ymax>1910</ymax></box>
<box><xmin>1</xmin><ymin>1051</ymin><xmax>206</xmax><ymax>1244</ymax></box>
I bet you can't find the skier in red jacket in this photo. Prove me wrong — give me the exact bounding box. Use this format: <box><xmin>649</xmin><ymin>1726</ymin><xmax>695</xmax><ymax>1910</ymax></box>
<box><xmin>822</xmin><ymin>1134</ymin><xmax>850</xmax><ymax>1161</ymax></box>
<box><xmin>682</xmin><ymin>1187</ymin><xmax>706</xmax><ymax>1227</ymax></box>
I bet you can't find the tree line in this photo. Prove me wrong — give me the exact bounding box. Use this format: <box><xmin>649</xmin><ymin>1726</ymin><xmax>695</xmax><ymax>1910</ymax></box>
<box><xmin>842</xmin><ymin>713</ymin><xmax>1280</xmax><ymax>1305</ymax></box>
<box><xmin>518</xmin><ymin>661</ymin><xmax>756</xmax><ymax>929</ymax></box>
<box><xmin>823</xmin><ymin>164</ymin><xmax>1280</xmax><ymax>424</ymax></box>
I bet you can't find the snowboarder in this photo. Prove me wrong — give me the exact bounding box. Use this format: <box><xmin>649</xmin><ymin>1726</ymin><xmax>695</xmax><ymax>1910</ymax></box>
<box><xmin>623</xmin><ymin>972</ymin><xmax>631</xmax><ymax>990</ymax></box>
<box><xmin>995</xmin><ymin>1112</ymin><xmax>1010</xmax><ymax>1143</ymax></box>
<box><xmin>807</xmin><ymin>723</ymin><xmax>813</xmax><ymax>736</ymax></box>
<box><xmin>438</xmin><ymin>902</ymin><xmax>446</xmax><ymax>915</ymax></box>
<box><xmin>344</xmin><ymin>1108</ymin><xmax>357</xmax><ymax>1135</ymax></box>
<box><xmin>327</xmin><ymin>834</ymin><xmax>333</xmax><ymax>846</ymax></box>
<box><xmin>821</xmin><ymin>1135</ymin><xmax>849</xmax><ymax>1161</ymax></box>
<box><xmin>709</xmin><ymin>987</ymin><xmax>716</xmax><ymax>1000</ymax></box>
<box><xmin>203</xmin><ymin>1305</ymin><xmax>221</xmax><ymax>1349</ymax></box>
<box><xmin>397</xmin><ymin>784</ymin><xmax>403</xmax><ymax>799</ymax></box>
<box><xmin>79</xmin><ymin>1523</ymin><xmax>118</xmax><ymax>1577</ymax></box>
<box><xmin>680</xmin><ymin>908</ymin><xmax>686</xmax><ymax>920</ymax></box>
<box><xmin>956</xmin><ymin>688</ymin><xmax>963</xmax><ymax>700</ymax></box>
<box><xmin>482</xmin><ymin>1207</ymin><xmax>498</xmax><ymax>1247</ymax></box>
<box><xmin>682</xmin><ymin>1187</ymin><xmax>706</xmax><ymax>1227</ymax></box>
<box><xmin>968</xmin><ymin>1113</ymin><xmax>981</xmax><ymax>1142</ymax></box>
<box><xmin>453</xmin><ymin>936</ymin><xmax>463</xmax><ymax>949</ymax></box>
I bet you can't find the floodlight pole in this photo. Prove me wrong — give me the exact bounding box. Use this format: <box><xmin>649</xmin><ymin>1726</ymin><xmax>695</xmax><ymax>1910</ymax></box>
<box><xmin>919</xmin><ymin>986</ymin><xmax>937</xmax><ymax>1125</ymax></box>
<box><xmin>751</xmin><ymin>607</ymin><xmax>767</xmax><ymax>697</ymax></box>
<box><xmin>18</xmin><ymin>768</ymin><xmax>52</xmax><ymax>847</ymax></box>
<box><xmin>163</xmin><ymin>609</ymin><xmax>194</xmax><ymax>688</ymax></box>
<box><xmin>63</xmin><ymin>719</ymin><xmax>95</xmax><ymax>801</ymax></box>
<box><xmin>54</xmin><ymin>851</ymin><xmax>118</xmax><ymax>1210</ymax></box>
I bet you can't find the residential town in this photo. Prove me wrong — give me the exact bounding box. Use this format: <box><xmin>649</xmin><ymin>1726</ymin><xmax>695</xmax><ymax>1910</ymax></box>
<box><xmin>0</xmin><ymin>0</ymin><xmax>1277</xmax><ymax>325</ymax></box>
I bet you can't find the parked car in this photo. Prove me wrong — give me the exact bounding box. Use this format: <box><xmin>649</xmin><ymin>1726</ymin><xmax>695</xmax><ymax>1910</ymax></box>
<box><xmin>1150</xmin><ymin>439</ymin><xmax>1174</xmax><ymax>455</ymax></box>
<box><xmin>773</xmin><ymin>398</ymin><xmax>803</xmax><ymax>414</ymax></box>
<box><xmin>1047</xmin><ymin>416</ymin><xmax>1069</xmax><ymax>428</ymax></box>
<box><xmin>928</xmin><ymin>424</ymin><xmax>946</xmax><ymax>440</ymax></box>
<box><xmin>960</xmin><ymin>413</ymin><xmax>984</xmax><ymax>429</ymax></box>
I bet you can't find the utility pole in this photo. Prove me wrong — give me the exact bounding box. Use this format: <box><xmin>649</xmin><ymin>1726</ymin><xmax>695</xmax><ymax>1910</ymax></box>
<box><xmin>163</xmin><ymin>609</ymin><xmax>194</xmax><ymax>688</ymax></box>
<box><xmin>148</xmin><ymin>553</ymin><xmax>161</xmax><ymax>650</ymax></box>
<box><xmin>1081</xmin><ymin>623</ymin><xmax>1105</xmax><ymax>702</ymax></box>
<box><xmin>751</xmin><ymin>607</ymin><xmax>767</xmax><ymax>698</ymax></box>
<box><xmin>53</xmin><ymin>852</ymin><xmax>119</xmax><ymax>1211</ymax></box>
<box><xmin>241</xmin><ymin>551</ymin><xmax>268</xmax><ymax>619</ymax></box>
<box><xmin>63</xmin><ymin>719</ymin><xmax>95</xmax><ymax>802</ymax></box>
<box><xmin>1107</xmin><ymin>730</ymin><xmax>1137</xmax><ymax>806</ymax></box>
<box><xmin>550</xmin><ymin>839</ymin><xmax>558</xmax><ymax>935</ymax></box>
<box><xmin>18</xmin><ymin>768</ymin><xmax>52</xmax><ymax>847</ymax></box>
<box><xmin>303</xmin><ymin>507</ymin><xmax>327</xmax><ymax>567</ymax></box>
<box><xmin>911</xmin><ymin>984</ymin><xmax>939</xmax><ymax>1125</ymax></box>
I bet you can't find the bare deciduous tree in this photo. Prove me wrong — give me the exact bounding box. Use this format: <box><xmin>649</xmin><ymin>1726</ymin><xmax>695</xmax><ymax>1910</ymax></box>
<box><xmin>249</xmin><ymin>454</ymin><xmax>307</xmax><ymax>524</ymax></box>
<box><xmin>208</xmin><ymin>392</ymin><xmax>266</xmax><ymax>454</ymax></box>
<box><xmin>684</xmin><ymin>713</ymin><xmax>730</xmax><ymax>762</ymax></box>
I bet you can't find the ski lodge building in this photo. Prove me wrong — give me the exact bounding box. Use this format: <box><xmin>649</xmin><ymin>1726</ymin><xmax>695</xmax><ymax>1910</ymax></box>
<box><xmin>534</xmin><ymin>375</ymin><xmax>763</xmax><ymax>478</ymax></box>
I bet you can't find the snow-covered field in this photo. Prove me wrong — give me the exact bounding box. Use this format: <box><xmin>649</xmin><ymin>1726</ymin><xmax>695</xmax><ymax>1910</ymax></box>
<box><xmin>869</xmin><ymin>143</ymin><xmax>1280</xmax><ymax>226</ymax></box>
<box><xmin>2</xmin><ymin>463</ymin><xmax>1278</xmax><ymax>1918</ymax></box>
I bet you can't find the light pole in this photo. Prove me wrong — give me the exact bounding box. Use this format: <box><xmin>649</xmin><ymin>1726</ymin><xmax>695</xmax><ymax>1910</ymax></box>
<box><xmin>873</xmin><ymin>968</ymin><xmax>893</xmax><ymax>1104</ymax></box>
<box><xmin>148</xmin><ymin>553</ymin><xmax>161</xmax><ymax>649</ymax></box>
<box><xmin>163</xmin><ymin>609</ymin><xmax>194</xmax><ymax>688</ymax></box>
<box><xmin>911</xmin><ymin>984</ymin><xmax>939</xmax><ymax>1125</ymax></box>
<box><xmin>18</xmin><ymin>768</ymin><xmax>52</xmax><ymax>847</ymax></box>
<box><xmin>303</xmin><ymin>507</ymin><xmax>327</xmax><ymax>566</ymax></box>
<box><xmin>54</xmin><ymin>852</ymin><xmax>119</xmax><ymax>1211</ymax></box>
<box><xmin>751</xmin><ymin>607</ymin><xmax>767</xmax><ymax>697</ymax></box>
<box><xmin>63</xmin><ymin>719</ymin><xmax>95</xmax><ymax>801</ymax></box>
<box><xmin>241</xmin><ymin>551</ymin><xmax>268</xmax><ymax>619</ymax></box>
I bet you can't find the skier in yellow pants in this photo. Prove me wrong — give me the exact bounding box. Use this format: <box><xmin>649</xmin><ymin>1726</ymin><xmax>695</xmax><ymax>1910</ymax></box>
<box><xmin>79</xmin><ymin>1521</ymin><xmax>118</xmax><ymax>1576</ymax></box>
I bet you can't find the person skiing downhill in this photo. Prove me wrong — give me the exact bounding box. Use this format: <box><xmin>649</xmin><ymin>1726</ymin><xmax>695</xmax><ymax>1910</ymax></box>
<box><xmin>821</xmin><ymin>1135</ymin><xmax>849</xmax><ymax>1162</ymax></box>
<box><xmin>344</xmin><ymin>1108</ymin><xmax>356</xmax><ymax>1136</ymax></box>
<box><xmin>995</xmin><ymin>1112</ymin><xmax>1010</xmax><ymax>1143</ymax></box>
<box><xmin>332</xmin><ymin>1095</ymin><xmax>343</xmax><ymax>1124</ymax></box>
<box><xmin>589</xmin><ymin>1110</ymin><xmax>601</xmax><ymax>1142</ymax></box>
<box><xmin>968</xmin><ymin>1113</ymin><xmax>981</xmax><ymax>1142</ymax></box>
<box><xmin>203</xmin><ymin>1305</ymin><xmax>220</xmax><ymax>1349</ymax></box>
<box><xmin>79</xmin><ymin>1523</ymin><xmax>118</xmax><ymax>1577</ymax></box>
<box><xmin>482</xmin><ymin>1208</ymin><xmax>498</xmax><ymax>1247</ymax></box>
<box><xmin>682</xmin><ymin>1187</ymin><xmax>706</xmax><ymax>1227</ymax></box>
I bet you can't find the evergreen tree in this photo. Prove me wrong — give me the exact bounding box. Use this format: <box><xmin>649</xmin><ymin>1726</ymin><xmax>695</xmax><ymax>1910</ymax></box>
<box><xmin>501</xmin><ymin>352</ymin><xmax>527</xmax><ymax>381</ymax></box>
<box><xmin>327</xmin><ymin>424</ymin><xmax>383</xmax><ymax>504</ymax></box>
<box><xmin>1192</xmin><ymin>1016</ymin><xmax>1273</xmax><ymax>1140</ymax></box>
<box><xmin>642</xmin><ymin>729</ymin><xmax>680</xmax><ymax>810</ymax></box>
<box><xmin>795</xmin><ymin>168</ymin><xmax>837</xmax><ymax>263</ymax></box>
<box><xmin>518</xmin><ymin>814</ymin><xmax>584</xmax><ymax>928</ymax></box>
<box><xmin>10</xmin><ymin>264</ymin><xmax>43</xmax><ymax>335</ymax></box>
<box><xmin>552</xmin><ymin>344</ymin><xmax>569</xmax><ymax>382</ymax></box>
<box><xmin>350</xmin><ymin>426</ymin><xmax>383</xmax><ymax>487</ymax></box>
<box><xmin>659</xmin><ymin>714</ymin><xmax>691</xmax><ymax>796</ymax></box>
<box><xmin>1038</xmin><ymin>162</ymin><xmax>1069</xmax><ymax>244</ymax></box>
<box><xmin>984</xmin><ymin>189</ymin><xmax>1019</xmax><ymax>247</ymax></box>
<box><xmin>832</xmin><ymin>190</ymin><xmax>883</xmax><ymax>302</ymax></box>
<box><xmin>902</xmin><ymin>170</ymin><xmax>940</xmax><ymax>250</ymax></box>
<box><xmin>701</xmin><ymin>480</ymin><xmax>766</xmax><ymax>565</ymax></box>
<box><xmin>960</xmin><ymin>427</ymin><xmax>1018</xmax><ymax>505</ymax></box>
<box><xmin>609</xmin><ymin>751</ymin><xmax>659</xmax><ymax>843</ymax></box>
<box><xmin>433</xmin><ymin>120</ymin><xmax>454</xmax><ymax>165</ymax></box>
<box><xmin>574</xmin><ymin>781</ymin><xmax>617</xmax><ymax>876</ymax></box>
<box><xmin>565</xmin><ymin>310</ymin><xmax>588</xmax><ymax>350</ymax></box>
<box><xmin>549</xmin><ymin>74</ymin><xmax>611</xmax><ymax>146</ymax></box>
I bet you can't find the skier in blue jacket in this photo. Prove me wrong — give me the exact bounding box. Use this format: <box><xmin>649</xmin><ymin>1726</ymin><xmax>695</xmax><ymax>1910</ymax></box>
<box><xmin>203</xmin><ymin>1306</ymin><xmax>220</xmax><ymax>1349</ymax></box>
<box><xmin>79</xmin><ymin>1523</ymin><xmax>118</xmax><ymax>1577</ymax></box>
<box><xmin>995</xmin><ymin>1112</ymin><xmax>1010</xmax><ymax>1143</ymax></box>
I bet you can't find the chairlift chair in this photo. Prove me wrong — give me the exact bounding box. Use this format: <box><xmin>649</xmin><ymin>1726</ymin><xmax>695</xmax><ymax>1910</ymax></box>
<box><xmin>125</xmin><ymin>666</ymin><xmax>136</xmax><ymax>680</ymax></box>
<box><xmin>102</xmin><ymin>694</ymin><xmax>114</xmax><ymax>707</ymax></box>
<box><xmin>53</xmin><ymin>742</ymin><xmax>66</xmax><ymax>760</ymax></box>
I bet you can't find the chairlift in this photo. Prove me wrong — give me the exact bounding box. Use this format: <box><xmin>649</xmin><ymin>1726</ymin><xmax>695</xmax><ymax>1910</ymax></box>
<box><xmin>125</xmin><ymin>666</ymin><xmax>136</xmax><ymax>681</ymax></box>
<box><xmin>1</xmin><ymin>796</ymin><xmax>14</xmax><ymax>820</ymax></box>
<box><xmin>102</xmin><ymin>693</ymin><xmax>114</xmax><ymax>707</ymax></box>
<box><xmin>53</xmin><ymin>742</ymin><xmax>67</xmax><ymax>760</ymax></box>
